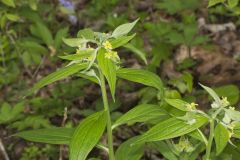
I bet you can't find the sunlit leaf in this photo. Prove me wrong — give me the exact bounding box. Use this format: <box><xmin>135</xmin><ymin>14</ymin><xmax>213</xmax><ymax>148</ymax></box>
<box><xmin>214</xmin><ymin>123</ymin><xmax>230</xmax><ymax>155</ymax></box>
<box><xmin>124</xmin><ymin>43</ymin><xmax>147</xmax><ymax>64</ymax></box>
<box><xmin>70</xmin><ymin>111</ymin><xmax>107</xmax><ymax>160</ymax></box>
<box><xmin>97</xmin><ymin>48</ymin><xmax>117</xmax><ymax>101</ymax></box>
<box><xmin>110</xmin><ymin>34</ymin><xmax>135</xmax><ymax>49</ymax></box>
<box><xmin>113</xmin><ymin>104</ymin><xmax>167</xmax><ymax>129</ymax></box>
<box><xmin>117</xmin><ymin>68</ymin><xmax>163</xmax><ymax>92</ymax></box>
<box><xmin>112</xmin><ymin>19</ymin><xmax>139</xmax><ymax>38</ymax></box>
<box><xmin>26</xmin><ymin>63</ymin><xmax>88</xmax><ymax>96</ymax></box>
<box><xmin>133</xmin><ymin>115</ymin><xmax>208</xmax><ymax>144</ymax></box>
<box><xmin>16</xmin><ymin>128</ymin><xmax>74</xmax><ymax>144</ymax></box>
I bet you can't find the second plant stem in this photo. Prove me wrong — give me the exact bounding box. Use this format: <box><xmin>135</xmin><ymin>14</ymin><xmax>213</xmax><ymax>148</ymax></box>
<box><xmin>99</xmin><ymin>70</ymin><xmax>115</xmax><ymax>160</ymax></box>
<box><xmin>205</xmin><ymin>119</ymin><xmax>215</xmax><ymax>160</ymax></box>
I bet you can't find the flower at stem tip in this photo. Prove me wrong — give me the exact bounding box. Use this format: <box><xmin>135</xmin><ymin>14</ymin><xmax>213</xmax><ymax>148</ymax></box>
<box><xmin>103</xmin><ymin>40</ymin><xmax>113</xmax><ymax>50</ymax></box>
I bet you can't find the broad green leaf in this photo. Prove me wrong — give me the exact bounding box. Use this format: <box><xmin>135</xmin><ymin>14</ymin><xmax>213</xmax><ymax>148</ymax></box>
<box><xmin>16</xmin><ymin>128</ymin><xmax>74</xmax><ymax>144</ymax></box>
<box><xmin>59</xmin><ymin>49</ymin><xmax>94</xmax><ymax>61</ymax></box>
<box><xmin>214</xmin><ymin>85</ymin><xmax>239</xmax><ymax>105</ymax></box>
<box><xmin>200</xmin><ymin>84</ymin><xmax>221</xmax><ymax>104</ymax></box>
<box><xmin>214</xmin><ymin>123</ymin><xmax>230</xmax><ymax>155</ymax></box>
<box><xmin>109</xmin><ymin>34</ymin><xmax>135</xmax><ymax>49</ymax></box>
<box><xmin>228</xmin><ymin>0</ymin><xmax>239</xmax><ymax>8</ymax></box>
<box><xmin>77</xmin><ymin>28</ymin><xmax>95</xmax><ymax>40</ymax></box>
<box><xmin>117</xmin><ymin>68</ymin><xmax>163</xmax><ymax>92</ymax></box>
<box><xmin>113</xmin><ymin>104</ymin><xmax>167</xmax><ymax>129</ymax></box>
<box><xmin>151</xmin><ymin>141</ymin><xmax>178</xmax><ymax>160</ymax></box>
<box><xmin>116</xmin><ymin>136</ymin><xmax>144</xmax><ymax>160</ymax></box>
<box><xmin>112</xmin><ymin>19</ymin><xmax>139</xmax><ymax>38</ymax></box>
<box><xmin>1</xmin><ymin>0</ymin><xmax>15</xmax><ymax>7</ymax></box>
<box><xmin>55</xmin><ymin>27</ymin><xmax>69</xmax><ymax>49</ymax></box>
<box><xmin>20</xmin><ymin>41</ymin><xmax>48</xmax><ymax>55</ymax></box>
<box><xmin>63</xmin><ymin>38</ymin><xmax>88</xmax><ymax>47</ymax></box>
<box><xmin>134</xmin><ymin>115</ymin><xmax>208</xmax><ymax>144</ymax></box>
<box><xmin>26</xmin><ymin>63</ymin><xmax>88</xmax><ymax>96</ymax></box>
<box><xmin>208</xmin><ymin>0</ymin><xmax>225</xmax><ymax>7</ymax></box>
<box><xmin>0</xmin><ymin>102</ymin><xmax>25</xmax><ymax>124</ymax></box>
<box><xmin>165</xmin><ymin>98</ymin><xmax>189</xmax><ymax>111</ymax></box>
<box><xmin>70</xmin><ymin>111</ymin><xmax>107</xmax><ymax>160</ymax></box>
<box><xmin>97</xmin><ymin>48</ymin><xmax>116</xmax><ymax>101</ymax></box>
<box><xmin>35</xmin><ymin>22</ymin><xmax>53</xmax><ymax>46</ymax></box>
<box><xmin>124</xmin><ymin>43</ymin><xmax>147</xmax><ymax>64</ymax></box>
<box><xmin>5</xmin><ymin>13</ymin><xmax>20</xmax><ymax>21</ymax></box>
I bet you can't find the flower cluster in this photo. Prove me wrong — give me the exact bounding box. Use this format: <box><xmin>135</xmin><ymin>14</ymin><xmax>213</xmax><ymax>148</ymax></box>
<box><xmin>211</xmin><ymin>97</ymin><xmax>230</xmax><ymax>108</ymax></box>
<box><xmin>186</xmin><ymin>102</ymin><xmax>198</xmax><ymax>111</ymax></box>
<box><xmin>102</xmin><ymin>41</ymin><xmax>119</xmax><ymax>62</ymax></box>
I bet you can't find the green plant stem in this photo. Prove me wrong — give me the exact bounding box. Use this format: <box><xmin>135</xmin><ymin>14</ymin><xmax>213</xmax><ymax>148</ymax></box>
<box><xmin>205</xmin><ymin>120</ymin><xmax>215</xmax><ymax>160</ymax></box>
<box><xmin>99</xmin><ymin>70</ymin><xmax>115</xmax><ymax>160</ymax></box>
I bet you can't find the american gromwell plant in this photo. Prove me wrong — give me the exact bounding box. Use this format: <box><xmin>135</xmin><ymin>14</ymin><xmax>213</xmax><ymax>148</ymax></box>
<box><xmin>15</xmin><ymin>18</ymin><xmax>240</xmax><ymax>160</ymax></box>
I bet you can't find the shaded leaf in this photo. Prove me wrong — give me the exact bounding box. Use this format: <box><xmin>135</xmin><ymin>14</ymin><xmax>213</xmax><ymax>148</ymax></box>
<box><xmin>1</xmin><ymin>0</ymin><xmax>15</xmax><ymax>7</ymax></box>
<box><xmin>116</xmin><ymin>136</ymin><xmax>144</xmax><ymax>160</ymax></box>
<box><xmin>214</xmin><ymin>85</ymin><xmax>239</xmax><ymax>105</ymax></box>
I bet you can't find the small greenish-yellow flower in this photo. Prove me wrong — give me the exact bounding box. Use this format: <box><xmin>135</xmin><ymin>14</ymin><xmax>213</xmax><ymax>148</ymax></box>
<box><xmin>103</xmin><ymin>41</ymin><xmax>112</xmax><ymax>50</ymax></box>
<box><xmin>221</xmin><ymin>97</ymin><xmax>230</xmax><ymax>107</ymax></box>
<box><xmin>229</xmin><ymin>106</ymin><xmax>235</xmax><ymax>110</ymax></box>
<box><xmin>186</xmin><ymin>102</ymin><xmax>198</xmax><ymax>111</ymax></box>
<box><xmin>105</xmin><ymin>52</ymin><xmax>112</xmax><ymax>59</ymax></box>
<box><xmin>105</xmin><ymin>51</ymin><xmax>119</xmax><ymax>60</ymax></box>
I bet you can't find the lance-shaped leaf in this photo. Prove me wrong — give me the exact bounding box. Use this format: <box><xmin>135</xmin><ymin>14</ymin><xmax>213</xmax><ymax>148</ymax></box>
<box><xmin>117</xmin><ymin>68</ymin><xmax>163</xmax><ymax>92</ymax></box>
<box><xmin>133</xmin><ymin>115</ymin><xmax>208</xmax><ymax>144</ymax></box>
<box><xmin>112</xmin><ymin>19</ymin><xmax>139</xmax><ymax>38</ymax></box>
<box><xmin>112</xmin><ymin>104</ymin><xmax>167</xmax><ymax>129</ymax></box>
<box><xmin>214</xmin><ymin>123</ymin><xmax>230</xmax><ymax>155</ymax></box>
<box><xmin>109</xmin><ymin>34</ymin><xmax>136</xmax><ymax>49</ymax></box>
<box><xmin>63</xmin><ymin>38</ymin><xmax>88</xmax><ymax>47</ymax></box>
<box><xmin>116</xmin><ymin>136</ymin><xmax>144</xmax><ymax>160</ymax></box>
<box><xmin>97</xmin><ymin>48</ymin><xmax>116</xmax><ymax>101</ymax></box>
<box><xmin>15</xmin><ymin>127</ymin><xmax>74</xmax><ymax>144</ymax></box>
<box><xmin>200</xmin><ymin>84</ymin><xmax>221</xmax><ymax>104</ymax></box>
<box><xmin>70</xmin><ymin>111</ymin><xmax>107</xmax><ymax>160</ymax></box>
<box><xmin>124</xmin><ymin>43</ymin><xmax>147</xmax><ymax>64</ymax></box>
<box><xmin>26</xmin><ymin>63</ymin><xmax>88</xmax><ymax>96</ymax></box>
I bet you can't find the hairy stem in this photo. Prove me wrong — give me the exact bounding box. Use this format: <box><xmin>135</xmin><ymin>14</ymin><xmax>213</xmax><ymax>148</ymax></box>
<box><xmin>99</xmin><ymin>70</ymin><xmax>115</xmax><ymax>160</ymax></box>
<box><xmin>205</xmin><ymin>120</ymin><xmax>215</xmax><ymax>160</ymax></box>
